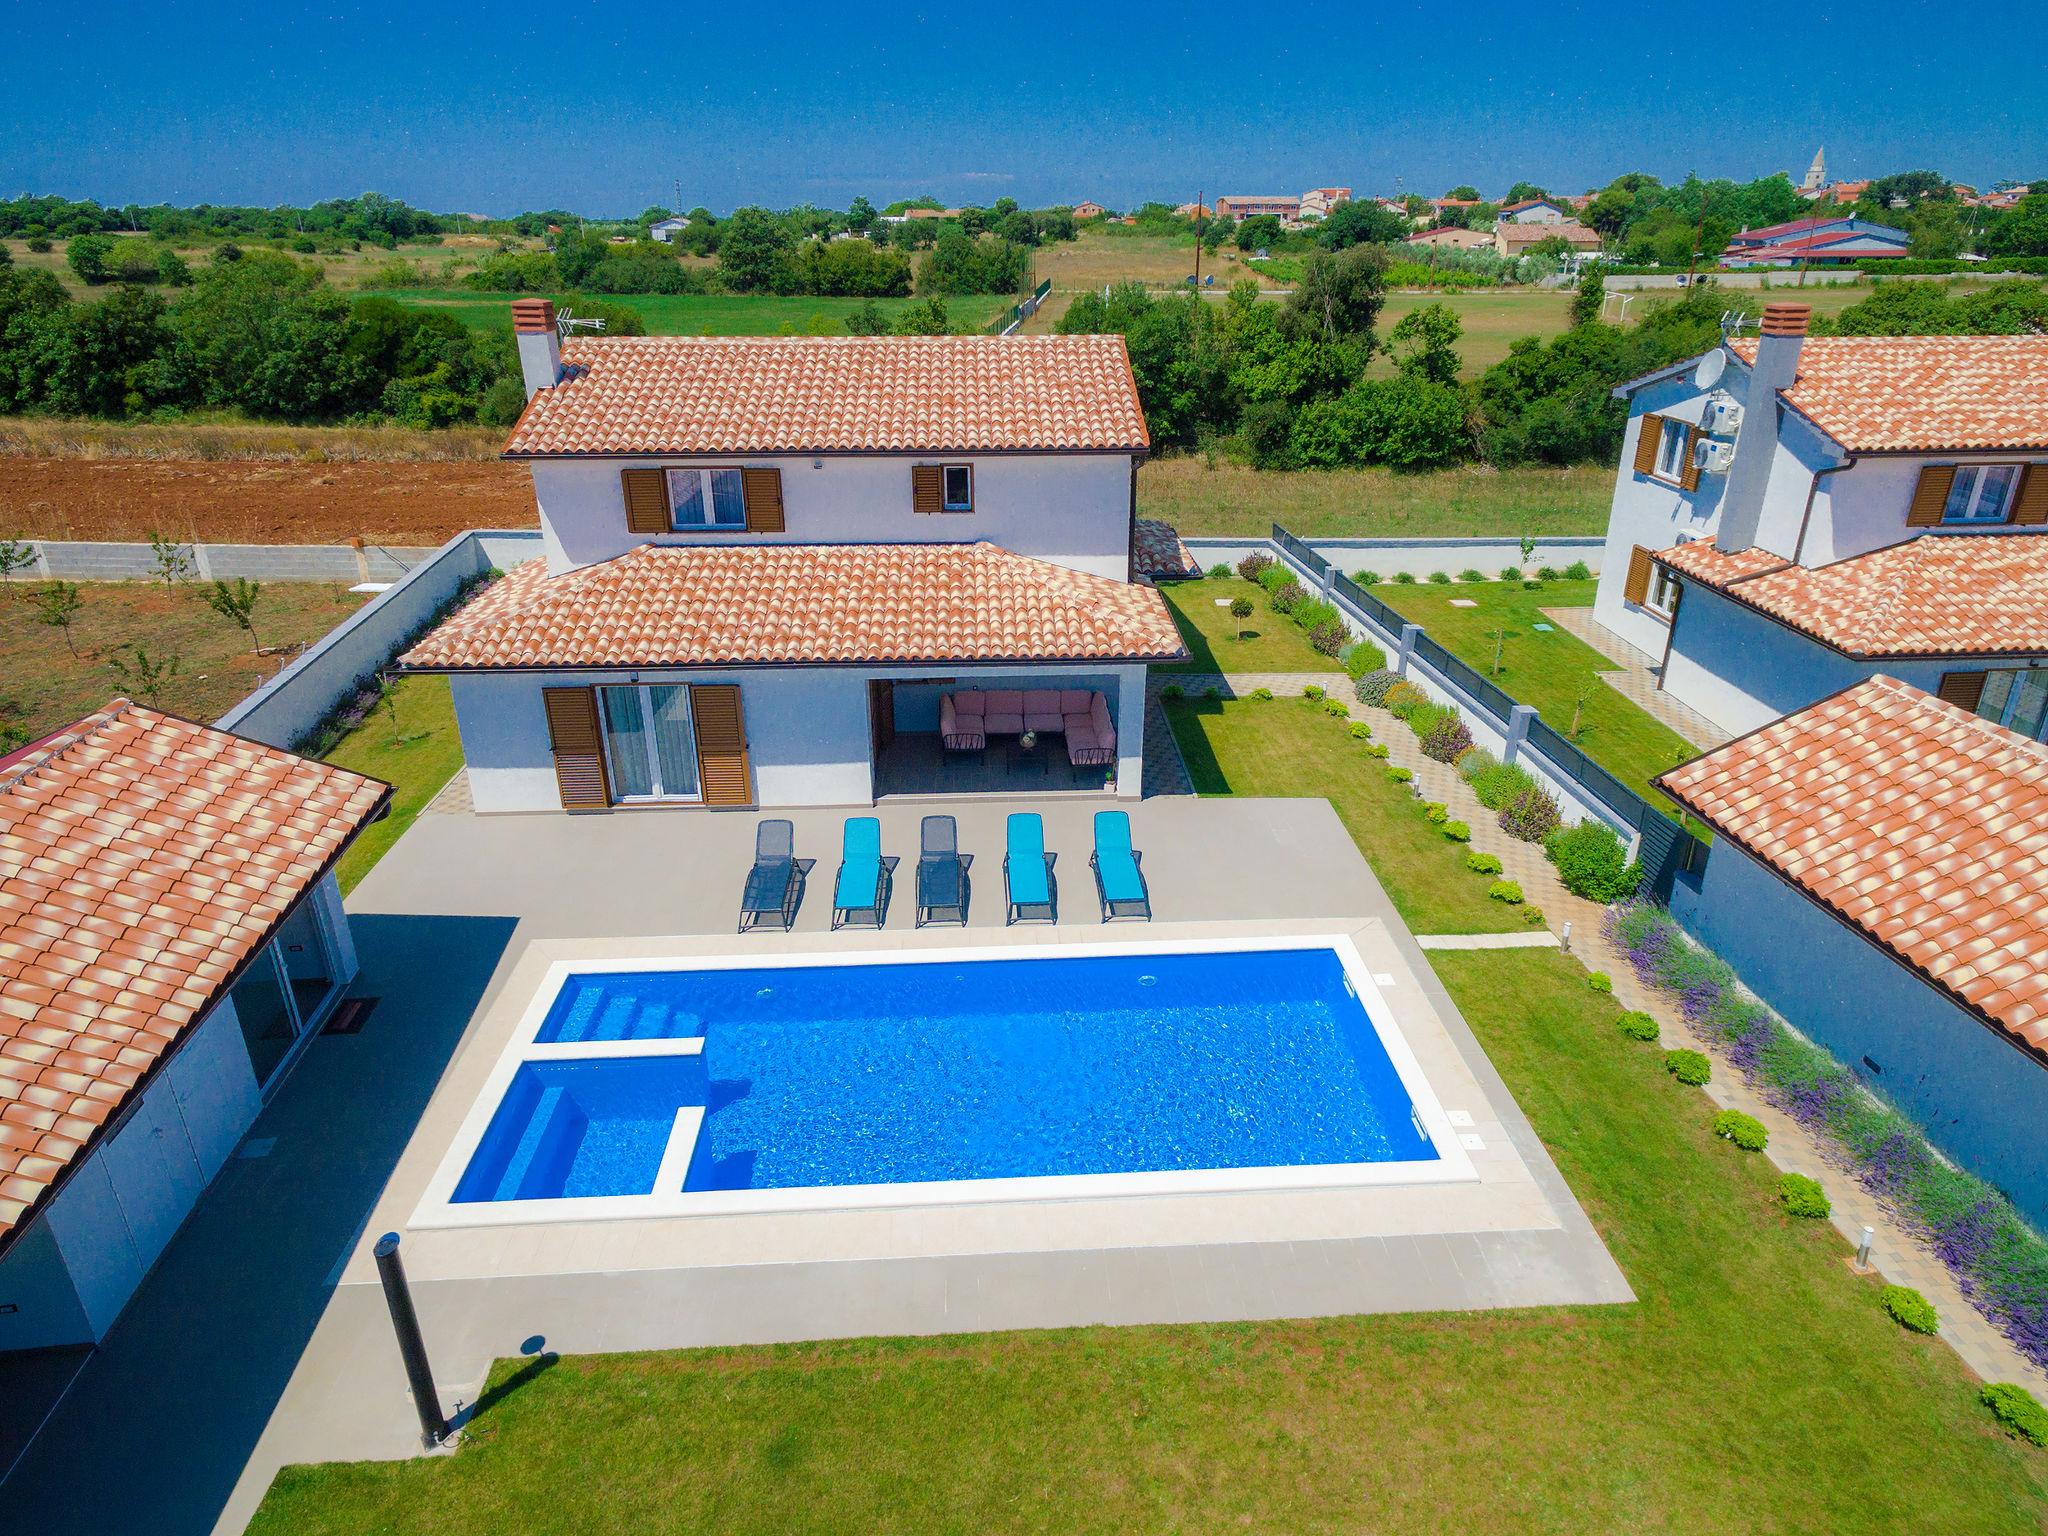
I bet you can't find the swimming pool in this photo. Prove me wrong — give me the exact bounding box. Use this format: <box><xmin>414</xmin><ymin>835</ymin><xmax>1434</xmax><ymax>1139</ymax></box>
<box><xmin>415</xmin><ymin>939</ymin><xmax>1473</xmax><ymax>1226</ymax></box>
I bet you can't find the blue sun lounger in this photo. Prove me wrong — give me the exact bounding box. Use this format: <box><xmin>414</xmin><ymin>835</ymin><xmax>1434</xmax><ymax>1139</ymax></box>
<box><xmin>831</xmin><ymin>816</ymin><xmax>893</xmax><ymax>929</ymax></box>
<box><xmin>1003</xmin><ymin>812</ymin><xmax>1056</xmax><ymax>924</ymax></box>
<box><xmin>1089</xmin><ymin>810</ymin><xmax>1150</xmax><ymax>922</ymax></box>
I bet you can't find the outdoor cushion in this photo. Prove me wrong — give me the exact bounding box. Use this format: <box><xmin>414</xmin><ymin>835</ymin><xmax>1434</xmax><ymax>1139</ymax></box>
<box><xmin>1093</xmin><ymin>811</ymin><xmax>1146</xmax><ymax>904</ymax></box>
<box><xmin>1023</xmin><ymin>690</ymin><xmax>1064</xmax><ymax>731</ymax></box>
<box><xmin>1060</xmin><ymin>689</ymin><xmax>1093</xmax><ymax>714</ymax></box>
<box><xmin>939</xmin><ymin>695</ymin><xmax>985</xmax><ymax>750</ymax></box>
<box><xmin>1005</xmin><ymin>813</ymin><xmax>1050</xmax><ymax>907</ymax></box>
<box><xmin>986</xmin><ymin>690</ymin><xmax>1023</xmax><ymax>715</ymax></box>
<box><xmin>950</xmin><ymin>691</ymin><xmax>985</xmax><ymax>719</ymax></box>
<box><xmin>985</xmin><ymin>709</ymin><xmax>1025</xmax><ymax>734</ymax></box>
<box><xmin>1090</xmin><ymin>695</ymin><xmax>1114</xmax><ymax>741</ymax></box>
<box><xmin>1062</xmin><ymin>711</ymin><xmax>1096</xmax><ymax>742</ymax></box>
<box><xmin>834</xmin><ymin>817</ymin><xmax>883</xmax><ymax>911</ymax></box>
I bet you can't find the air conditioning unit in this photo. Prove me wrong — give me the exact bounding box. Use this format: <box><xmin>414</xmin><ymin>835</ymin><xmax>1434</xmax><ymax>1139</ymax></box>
<box><xmin>1703</xmin><ymin>396</ymin><xmax>1744</xmax><ymax>436</ymax></box>
<box><xmin>1694</xmin><ymin>437</ymin><xmax>1736</xmax><ymax>475</ymax></box>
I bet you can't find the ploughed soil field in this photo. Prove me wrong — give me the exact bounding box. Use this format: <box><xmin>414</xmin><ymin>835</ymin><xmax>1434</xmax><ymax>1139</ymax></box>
<box><xmin>0</xmin><ymin>456</ymin><xmax>539</xmax><ymax>545</ymax></box>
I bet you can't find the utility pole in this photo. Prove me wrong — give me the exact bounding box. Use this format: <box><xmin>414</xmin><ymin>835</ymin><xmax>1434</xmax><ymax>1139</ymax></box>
<box><xmin>1686</xmin><ymin>179</ymin><xmax>1711</xmax><ymax>287</ymax></box>
<box><xmin>674</xmin><ymin>177</ymin><xmax>681</xmax><ymax>218</ymax></box>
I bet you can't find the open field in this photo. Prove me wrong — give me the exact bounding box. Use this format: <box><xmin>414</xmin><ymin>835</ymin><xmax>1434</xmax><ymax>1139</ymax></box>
<box><xmin>1138</xmin><ymin>457</ymin><xmax>1611</xmax><ymax>539</ymax></box>
<box><xmin>1</xmin><ymin>235</ymin><xmax>511</xmax><ymax>297</ymax></box>
<box><xmin>0</xmin><ymin>579</ymin><xmax>370</xmax><ymax>743</ymax></box>
<box><xmin>1375</xmin><ymin>289</ymin><xmax>1576</xmax><ymax>374</ymax></box>
<box><xmin>1031</xmin><ymin>230</ymin><xmax>1265</xmax><ymax>291</ymax></box>
<box><xmin>1155</xmin><ymin>575</ymin><xmax>1348</xmax><ymax>674</ymax></box>
<box><xmin>1376</xmin><ymin>577</ymin><xmax>1699</xmax><ymax>802</ymax></box>
<box><xmin>358</xmin><ymin>288</ymin><xmax>1011</xmax><ymax>336</ymax></box>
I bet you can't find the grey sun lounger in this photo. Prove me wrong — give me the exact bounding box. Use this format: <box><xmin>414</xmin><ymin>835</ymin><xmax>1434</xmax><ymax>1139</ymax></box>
<box><xmin>915</xmin><ymin>814</ymin><xmax>970</xmax><ymax>926</ymax></box>
<box><xmin>739</xmin><ymin>818</ymin><xmax>803</xmax><ymax>932</ymax></box>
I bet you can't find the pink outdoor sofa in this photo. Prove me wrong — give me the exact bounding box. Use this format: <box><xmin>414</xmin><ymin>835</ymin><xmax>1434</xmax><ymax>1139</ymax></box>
<box><xmin>939</xmin><ymin>689</ymin><xmax>1116</xmax><ymax>767</ymax></box>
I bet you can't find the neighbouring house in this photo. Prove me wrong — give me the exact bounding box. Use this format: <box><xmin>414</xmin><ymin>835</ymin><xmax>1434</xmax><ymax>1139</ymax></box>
<box><xmin>1299</xmin><ymin>187</ymin><xmax>1353</xmax><ymax>222</ymax></box>
<box><xmin>0</xmin><ymin>704</ymin><xmax>388</xmax><ymax>1351</ymax></box>
<box><xmin>1173</xmin><ymin>202</ymin><xmax>1212</xmax><ymax>221</ymax></box>
<box><xmin>1405</xmin><ymin>225</ymin><xmax>1492</xmax><ymax>251</ymax></box>
<box><xmin>1494</xmin><ymin>219</ymin><xmax>1602</xmax><ymax>258</ymax></box>
<box><xmin>1658</xmin><ymin>674</ymin><xmax>2048</xmax><ymax>1230</ymax></box>
<box><xmin>1071</xmin><ymin>201</ymin><xmax>1108</xmax><ymax>221</ymax></box>
<box><xmin>1801</xmin><ymin>178</ymin><xmax>1872</xmax><ymax>206</ymax></box>
<box><xmin>1720</xmin><ymin>215</ymin><xmax>1909</xmax><ymax>268</ymax></box>
<box><xmin>1429</xmin><ymin>197</ymin><xmax>1481</xmax><ymax>216</ymax></box>
<box><xmin>399</xmin><ymin>303</ymin><xmax>1183</xmax><ymax>814</ymax></box>
<box><xmin>1594</xmin><ymin>303</ymin><xmax>2048</xmax><ymax>739</ymax></box>
<box><xmin>648</xmin><ymin>217</ymin><xmax>689</xmax><ymax>243</ymax></box>
<box><xmin>1497</xmin><ymin>198</ymin><xmax>1571</xmax><ymax>224</ymax></box>
<box><xmin>1214</xmin><ymin>194</ymin><xmax>1301</xmax><ymax>223</ymax></box>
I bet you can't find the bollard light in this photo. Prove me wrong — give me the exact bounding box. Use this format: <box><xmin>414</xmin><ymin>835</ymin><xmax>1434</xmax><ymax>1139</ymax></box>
<box><xmin>1560</xmin><ymin>920</ymin><xmax>1572</xmax><ymax>954</ymax></box>
<box><xmin>374</xmin><ymin>1231</ymin><xmax>453</xmax><ymax>1449</ymax></box>
<box><xmin>1856</xmin><ymin>1225</ymin><xmax>1874</xmax><ymax>1271</ymax></box>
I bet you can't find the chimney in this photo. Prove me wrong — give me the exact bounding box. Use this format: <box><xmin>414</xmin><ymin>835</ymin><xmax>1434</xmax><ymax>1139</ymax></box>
<box><xmin>512</xmin><ymin>298</ymin><xmax>562</xmax><ymax>399</ymax></box>
<box><xmin>1715</xmin><ymin>302</ymin><xmax>1810</xmax><ymax>555</ymax></box>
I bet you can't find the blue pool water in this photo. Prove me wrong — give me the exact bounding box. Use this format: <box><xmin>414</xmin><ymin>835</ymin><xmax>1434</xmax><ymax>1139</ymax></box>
<box><xmin>453</xmin><ymin>949</ymin><xmax>1436</xmax><ymax>1204</ymax></box>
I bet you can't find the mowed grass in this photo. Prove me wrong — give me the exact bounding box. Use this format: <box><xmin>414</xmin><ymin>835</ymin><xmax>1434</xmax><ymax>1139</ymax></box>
<box><xmin>1166</xmin><ymin>695</ymin><xmax>1520</xmax><ymax>934</ymax></box>
<box><xmin>1376</xmin><ymin>577</ymin><xmax>1698</xmax><ymax>802</ymax></box>
<box><xmin>0</xmin><ymin>579</ymin><xmax>369</xmax><ymax>742</ymax></box>
<box><xmin>359</xmin><ymin>289</ymin><xmax>1010</xmax><ymax>336</ymax></box>
<box><xmin>1154</xmin><ymin>575</ymin><xmax>1346</xmax><ymax>674</ymax></box>
<box><xmin>247</xmin><ymin>941</ymin><xmax>2048</xmax><ymax>1533</ymax></box>
<box><xmin>321</xmin><ymin>674</ymin><xmax>464</xmax><ymax>894</ymax></box>
<box><xmin>1137</xmin><ymin>456</ymin><xmax>1611</xmax><ymax>539</ymax></box>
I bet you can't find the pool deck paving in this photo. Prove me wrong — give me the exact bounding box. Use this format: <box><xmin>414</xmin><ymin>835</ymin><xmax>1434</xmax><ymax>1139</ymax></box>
<box><xmin>0</xmin><ymin>796</ymin><xmax>1627</xmax><ymax>1536</ymax></box>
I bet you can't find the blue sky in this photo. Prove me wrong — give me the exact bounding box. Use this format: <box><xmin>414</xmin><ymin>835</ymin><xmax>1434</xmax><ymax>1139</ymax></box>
<box><xmin>5</xmin><ymin>1</ymin><xmax>2041</xmax><ymax>215</ymax></box>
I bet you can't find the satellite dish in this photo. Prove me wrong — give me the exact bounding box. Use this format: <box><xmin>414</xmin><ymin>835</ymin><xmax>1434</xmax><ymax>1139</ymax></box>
<box><xmin>1693</xmin><ymin>351</ymin><xmax>1727</xmax><ymax>389</ymax></box>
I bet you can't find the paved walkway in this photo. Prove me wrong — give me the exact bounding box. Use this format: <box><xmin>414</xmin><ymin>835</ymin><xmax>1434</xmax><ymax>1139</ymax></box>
<box><xmin>1366</xmin><ymin>692</ymin><xmax>2048</xmax><ymax>1397</ymax></box>
<box><xmin>1543</xmin><ymin>607</ymin><xmax>1731</xmax><ymax>749</ymax></box>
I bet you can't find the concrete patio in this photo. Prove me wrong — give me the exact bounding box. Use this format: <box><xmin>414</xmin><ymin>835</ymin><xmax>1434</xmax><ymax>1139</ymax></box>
<box><xmin>0</xmin><ymin>796</ymin><xmax>1627</xmax><ymax>1536</ymax></box>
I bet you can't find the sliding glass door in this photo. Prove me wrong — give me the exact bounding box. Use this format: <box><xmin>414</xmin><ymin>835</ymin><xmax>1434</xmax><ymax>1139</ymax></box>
<box><xmin>600</xmin><ymin>685</ymin><xmax>702</xmax><ymax>801</ymax></box>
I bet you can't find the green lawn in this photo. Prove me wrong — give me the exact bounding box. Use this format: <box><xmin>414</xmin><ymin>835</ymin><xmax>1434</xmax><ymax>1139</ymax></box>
<box><xmin>1137</xmin><ymin>457</ymin><xmax>1611</xmax><ymax>540</ymax></box>
<box><xmin>1166</xmin><ymin>695</ymin><xmax>1521</xmax><ymax>935</ymax></box>
<box><xmin>249</xmin><ymin>942</ymin><xmax>2048</xmax><ymax>1532</ymax></box>
<box><xmin>1376</xmin><ymin>578</ymin><xmax>1698</xmax><ymax>803</ymax></box>
<box><xmin>320</xmin><ymin>674</ymin><xmax>464</xmax><ymax>893</ymax></box>
<box><xmin>361</xmin><ymin>289</ymin><xmax>1010</xmax><ymax>336</ymax></box>
<box><xmin>1154</xmin><ymin>575</ymin><xmax>1348</xmax><ymax>674</ymax></box>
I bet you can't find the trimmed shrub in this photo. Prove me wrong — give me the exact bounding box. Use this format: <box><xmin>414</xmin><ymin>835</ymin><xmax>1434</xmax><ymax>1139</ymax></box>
<box><xmin>1304</xmin><ymin>684</ymin><xmax>1327</xmax><ymax>702</ymax></box>
<box><xmin>1588</xmin><ymin>972</ymin><xmax>1613</xmax><ymax>994</ymax></box>
<box><xmin>1423</xmin><ymin>802</ymin><xmax>1448</xmax><ymax>824</ymax></box>
<box><xmin>1881</xmin><ymin>1285</ymin><xmax>1939</xmax><ymax>1335</ymax></box>
<box><xmin>1470</xmin><ymin>756</ymin><xmax>1539</xmax><ymax>811</ymax></box>
<box><xmin>1207</xmin><ymin>562</ymin><xmax>1232</xmax><ymax>580</ymax></box>
<box><xmin>1295</xmin><ymin>595</ymin><xmax>1342</xmax><ymax>632</ymax></box>
<box><xmin>1564</xmin><ymin>560</ymin><xmax>1592</xmax><ymax>581</ymax></box>
<box><xmin>1488</xmin><ymin>880</ymin><xmax>1524</xmax><ymax>904</ymax></box>
<box><xmin>1520</xmin><ymin>904</ymin><xmax>1547</xmax><ymax>927</ymax></box>
<box><xmin>1365</xmin><ymin>742</ymin><xmax>1390</xmax><ymax>759</ymax></box>
<box><xmin>1249</xmin><ymin>686</ymin><xmax>1274</xmax><ymax>702</ymax></box>
<box><xmin>1545</xmin><ymin>821</ymin><xmax>1645</xmax><ymax>904</ymax></box>
<box><xmin>1322</xmin><ymin>698</ymin><xmax>1350</xmax><ymax>718</ymax></box>
<box><xmin>1458</xmin><ymin>746</ymin><xmax>1498</xmax><ymax>782</ymax></box>
<box><xmin>1354</xmin><ymin>569</ymin><xmax>1382</xmax><ymax>586</ymax></box>
<box><xmin>1256</xmin><ymin>562</ymin><xmax>1292</xmax><ymax>594</ymax></box>
<box><xmin>1466</xmin><ymin>851</ymin><xmax>1502</xmax><ymax>874</ymax></box>
<box><xmin>1714</xmin><ymin>1110</ymin><xmax>1769</xmax><ymax>1151</ymax></box>
<box><xmin>1779</xmin><ymin>1173</ymin><xmax>1831</xmax><ymax>1219</ymax></box>
<box><xmin>1421</xmin><ymin>712</ymin><xmax>1474</xmax><ymax>763</ymax></box>
<box><xmin>1237</xmin><ymin>551</ymin><xmax>1274</xmax><ymax>582</ymax></box>
<box><xmin>1427</xmin><ymin>570</ymin><xmax>1452</xmax><ymax>584</ymax></box>
<box><xmin>1617</xmin><ymin>1010</ymin><xmax>1659</xmax><ymax>1042</ymax></box>
<box><xmin>1393</xmin><ymin>571</ymin><xmax>1418</xmax><ymax>585</ymax></box>
<box><xmin>1498</xmin><ymin>565</ymin><xmax>1522</xmax><ymax>582</ymax></box>
<box><xmin>1538</xmin><ymin>565</ymin><xmax>1561</xmax><ymax>581</ymax></box>
<box><xmin>1342</xmin><ymin>640</ymin><xmax>1388</xmax><ymax>679</ymax></box>
<box><xmin>1458</xmin><ymin>567</ymin><xmax>1488</xmax><ymax>583</ymax></box>
<box><xmin>1522</xmin><ymin>577</ymin><xmax>1542</xmax><ymax>590</ymax></box>
<box><xmin>1349</xmin><ymin>721</ymin><xmax>1374</xmax><ymax>741</ymax></box>
<box><xmin>1308</xmin><ymin>621</ymin><xmax>1348</xmax><ymax>658</ymax></box>
<box><xmin>1386</xmin><ymin>765</ymin><xmax>1413</xmax><ymax>784</ymax></box>
<box><xmin>1499</xmin><ymin>785</ymin><xmax>1563</xmax><ymax>842</ymax></box>
<box><xmin>1161</xmin><ymin>683</ymin><xmax>1184</xmax><ymax>700</ymax></box>
<box><xmin>1382</xmin><ymin>680</ymin><xmax>1429</xmax><ymax>719</ymax></box>
<box><xmin>1270</xmin><ymin>579</ymin><xmax>1305</xmax><ymax>614</ymax></box>
<box><xmin>1665</xmin><ymin>1049</ymin><xmax>1711</xmax><ymax>1086</ymax></box>
<box><xmin>1442</xmin><ymin>819</ymin><xmax>1472</xmax><ymax>842</ymax></box>
<box><xmin>1982</xmin><ymin>1384</ymin><xmax>2048</xmax><ymax>1447</ymax></box>
<box><xmin>1354</xmin><ymin>668</ymin><xmax>1399</xmax><ymax>707</ymax></box>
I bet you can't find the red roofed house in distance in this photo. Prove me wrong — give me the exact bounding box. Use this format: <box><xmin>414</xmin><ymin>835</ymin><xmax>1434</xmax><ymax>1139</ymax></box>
<box><xmin>398</xmin><ymin>303</ymin><xmax>1186</xmax><ymax>813</ymax></box>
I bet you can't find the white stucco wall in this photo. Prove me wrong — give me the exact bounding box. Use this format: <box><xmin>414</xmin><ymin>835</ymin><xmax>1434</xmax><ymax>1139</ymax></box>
<box><xmin>1671</xmin><ymin>839</ymin><xmax>2048</xmax><ymax>1233</ymax></box>
<box><xmin>530</xmin><ymin>453</ymin><xmax>1136</xmax><ymax>579</ymax></box>
<box><xmin>1808</xmin><ymin>453</ymin><xmax>2048</xmax><ymax>565</ymax></box>
<box><xmin>453</xmin><ymin>662</ymin><xmax>1150</xmax><ymax>814</ymax></box>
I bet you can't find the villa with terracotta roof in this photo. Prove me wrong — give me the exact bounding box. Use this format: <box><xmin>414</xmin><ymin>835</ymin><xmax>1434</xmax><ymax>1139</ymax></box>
<box><xmin>1595</xmin><ymin>303</ymin><xmax>2048</xmax><ymax>739</ymax></box>
<box><xmin>0</xmin><ymin>704</ymin><xmax>388</xmax><ymax>1350</ymax></box>
<box><xmin>400</xmin><ymin>304</ymin><xmax>1183</xmax><ymax>812</ymax></box>
<box><xmin>1658</xmin><ymin>674</ymin><xmax>2048</xmax><ymax>1228</ymax></box>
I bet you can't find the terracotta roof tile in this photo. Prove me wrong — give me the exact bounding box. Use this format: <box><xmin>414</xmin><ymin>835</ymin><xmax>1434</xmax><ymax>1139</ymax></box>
<box><xmin>1727</xmin><ymin>335</ymin><xmax>2048</xmax><ymax>452</ymax></box>
<box><xmin>1659</xmin><ymin>532</ymin><xmax>2048</xmax><ymax>657</ymax></box>
<box><xmin>1132</xmin><ymin>519</ymin><xmax>1201</xmax><ymax>580</ymax></box>
<box><xmin>401</xmin><ymin>545</ymin><xmax>1188</xmax><ymax>671</ymax></box>
<box><xmin>503</xmin><ymin>335</ymin><xmax>1149</xmax><ymax>457</ymax></box>
<box><xmin>1659</xmin><ymin>676</ymin><xmax>2048</xmax><ymax>1053</ymax></box>
<box><xmin>0</xmin><ymin>703</ymin><xmax>388</xmax><ymax>1252</ymax></box>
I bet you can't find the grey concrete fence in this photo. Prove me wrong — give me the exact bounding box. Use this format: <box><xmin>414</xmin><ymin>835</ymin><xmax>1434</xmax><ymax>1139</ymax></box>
<box><xmin>1185</xmin><ymin>534</ymin><xmax>1602</xmax><ymax>581</ymax></box>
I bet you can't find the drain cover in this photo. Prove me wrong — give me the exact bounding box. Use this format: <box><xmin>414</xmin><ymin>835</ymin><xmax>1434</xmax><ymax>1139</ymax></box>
<box><xmin>322</xmin><ymin>997</ymin><xmax>378</xmax><ymax>1036</ymax></box>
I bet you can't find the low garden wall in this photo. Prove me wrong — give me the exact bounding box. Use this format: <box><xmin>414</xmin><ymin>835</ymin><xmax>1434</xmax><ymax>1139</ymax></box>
<box><xmin>1186</xmin><ymin>534</ymin><xmax>1603</xmax><ymax>582</ymax></box>
<box><xmin>22</xmin><ymin>538</ymin><xmax>443</xmax><ymax>583</ymax></box>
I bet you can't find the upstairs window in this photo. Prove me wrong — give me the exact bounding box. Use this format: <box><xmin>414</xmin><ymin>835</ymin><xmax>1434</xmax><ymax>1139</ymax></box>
<box><xmin>1943</xmin><ymin>464</ymin><xmax>2021</xmax><ymax>524</ymax></box>
<box><xmin>1978</xmin><ymin>669</ymin><xmax>2048</xmax><ymax>743</ymax></box>
<box><xmin>943</xmin><ymin>464</ymin><xmax>973</xmax><ymax>512</ymax></box>
<box><xmin>1655</xmin><ymin>420</ymin><xmax>1691</xmax><ymax>481</ymax></box>
<box><xmin>667</xmin><ymin>467</ymin><xmax>746</xmax><ymax>529</ymax></box>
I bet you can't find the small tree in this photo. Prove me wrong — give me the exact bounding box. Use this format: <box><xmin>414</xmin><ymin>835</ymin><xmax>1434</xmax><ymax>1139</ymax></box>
<box><xmin>1230</xmin><ymin>595</ymin><xmax>1254</xmax><ymax>640</ymax></box>
<box><xmin>33</xmin><ymin>580</ymin><xmax>84</xmax><ymax>655</ymax></box>
<box><xmin>0</xmin><ymin>539</ymin><xmax>36</xmax><ymax>584</ymax></box>
<box><xmin>1518</xmin><ymin>532</ymin><xmax>1537</xmax><ymax>572</ymax></box>
<box><xmin>106</xmin><ymin>645</ymin><xmax>181</xmax><ymax>706</ymax></box>
<box><xmin>146</xmin><ymin>530</ymin><xmax>196</xmax><ymax>588</ymax></box>
<box><xmin>206</xmin><ymin>577</ymin><xmax>265</xmax><ymax>653</ymax></box>
<box><xmin>1569</xmin><ymin>681</ymin><xmax>1594</xmax><ymax>740</ymax></box>
<box><xmin>1488</xmin><ymin>623</ymin><xmax>1508</xmax><ymax>677</ymax></box>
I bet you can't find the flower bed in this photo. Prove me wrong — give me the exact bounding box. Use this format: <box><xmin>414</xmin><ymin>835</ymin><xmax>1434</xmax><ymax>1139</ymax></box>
<box><xmin>1610</xmin><ymin>898</ymin><xmax>2048</xmax><ymax>1372</ymax></box>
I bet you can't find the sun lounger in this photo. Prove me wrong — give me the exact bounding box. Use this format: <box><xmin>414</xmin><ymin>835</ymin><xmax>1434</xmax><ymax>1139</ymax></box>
<box><xmin>916</xmin><ymin>814</ymin><xmax>970</xmax><ymax>926</ymax></box>
<box><xmin>1088</xmin><ymin>810</ymin><xmax>1150</xmax><ymax>922</ymax></box>
<box><xmin>1003</xmin><ymin>812</ymin><xmax>1056</xmax><ymax>924</ymax></box>
<box><xmin>831</xmin><ymin>816</ymin><xmax>894</xmax><ymax>929</ymax></box>
<box><xmin>738</xmin><ymin>818</ymin><xmax>802</xmax><ymax>932</ymax></box>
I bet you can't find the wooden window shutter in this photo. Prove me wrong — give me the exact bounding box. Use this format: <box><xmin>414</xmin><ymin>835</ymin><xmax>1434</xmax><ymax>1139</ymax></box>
<box><xmin>1632</xmin><ymin>416</ymin><xmax>1663</xmax><ymax>477</ymax></box>
<box><xmin>1678</xmin><ymin>424</ymin><xmax>1703</xmax><ymax>492</ymax></box>
<box><xmin>2013</xmin><ymin>465</ymin><xmax>2048</xmax><ymax>526</ymax></box>
<box><xmin>1936</xmin><ymin>671</ymin><xmax>1987</xmax><ymax>713</ymax></box>
<box><xmin>742</xmin><ymin>467</ymin><xmax>784</xmax><ymax>532</ymax></box>
<box><xmin>1623</xmin><ymin>545</ymin><xmax>1654</xmax><ymax>606</ymax></box>
<box><xmin>622</xmin><ymin>469</ymin><xmax>670</xmax><ymax>535</ymax></box>
<box><xmin>542</xmin><ymin>687</ymin><xmax>611</xmax><ymax>811</ymax></box>
<box><xmin>1906</xmin><ymin>465</ymin><xmax>1955</xmax><ymax>528</ymax></box>
<box><xmin>689</xmin><ymin>684</ymin><xmax>752</xmax><ymax>808</ymax></box>
<box><xmin>911</xmin><ymin>464</ymin><xmax>944</xmax><ymax>514</ymax></box>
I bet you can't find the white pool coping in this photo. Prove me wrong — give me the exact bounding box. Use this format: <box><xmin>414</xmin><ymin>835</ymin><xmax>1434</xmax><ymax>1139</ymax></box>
<box><xmin>408</xmin><ymin>934</ymin><xmax>1477</xmax><ymax>1231</ymax></box>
